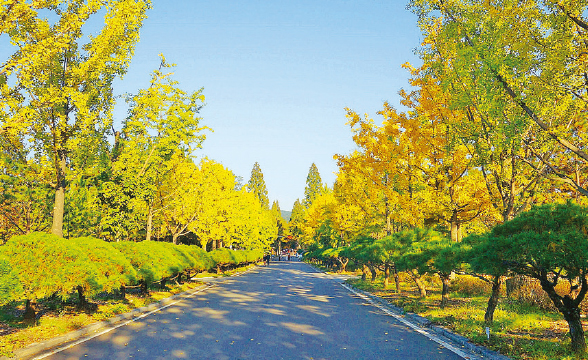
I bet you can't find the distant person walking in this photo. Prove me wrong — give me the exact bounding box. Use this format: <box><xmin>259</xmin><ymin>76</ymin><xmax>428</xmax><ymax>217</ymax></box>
<box><xmin>263</xmin><ymin>253</ymin><xmax>270</xmax><ymax>266</ymax></box>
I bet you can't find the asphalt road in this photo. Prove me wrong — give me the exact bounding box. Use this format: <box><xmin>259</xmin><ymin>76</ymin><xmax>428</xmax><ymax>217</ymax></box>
<box><xmin>39</xmin><ymin>262</ymin><xmax>465</xmax><ymax>360</ymax></box>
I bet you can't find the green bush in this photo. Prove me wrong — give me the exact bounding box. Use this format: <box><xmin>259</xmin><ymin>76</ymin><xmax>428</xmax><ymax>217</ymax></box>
<box><xmin>72</xmin><ymin>237</ymin><xmax>136</xmax><ymax>293</ymax></box>
<box><xmin>244</xmin><ymin>249</ymin><xmax>263</xmax><ymax>263</ymax></box>
<box><xmin>135</xmin><ymin>241</ymin><xmax>185</xmax><ymax>278</ymax></box>
<box><xmin>184</xmin><ymin>245</ymin><xmax>215</xmax><ymax>271</ymax></box>
<box><xmin>0</xmin><ymin>232</ymin><xmax>99</xmax><ymax>302</ymax></box>
<box><xmin>209</xmin><ymin>248</ymin><xmax>234</xmax><ymax>267</ymax></box>
<box><xmin>111</xmin><ymin>241</ymin><xmax>158</xmax><ymax>286</ymax></box>
<box><xmin>0</xmin><ymin>255</ymin><xmax>22</xmax><ymax>305</ymax></box>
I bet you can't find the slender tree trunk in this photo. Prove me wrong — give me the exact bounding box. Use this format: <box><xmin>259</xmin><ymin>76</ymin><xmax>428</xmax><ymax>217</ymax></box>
<box><xmin>51</xmin><ymin>149</ymin><xmax>67</xmax><ymax>237</ymax></box>
<box><xmin>440</xmin><ymin>273</ymin><xmax>451</xmax><ymax>308</ymax></box>
<box><xmin>484</xmin><ymin>276</ymin><xmax>503</xmax><ymax>324</ymax></box>
<box><xmin>409</xmin><ymin>270</ymin><xmax>427</xmax><ymax>297</ymax></box>
<box><xmin>146</xmin><ymin>204</ymin><xmax>153</xmax><ymax>241</ymax></box>
<box><xmin>211</xmin><ymin>239</ymin><xmax>217</xmax><ymax>250</ymax></box>
<box><xmin>120</xmin><ymin>285</ymin><xmax>126</xmax><ymax>300</ymax></box>
<box><xmin>362</xmin><ymin>264</ymin><xmax>369</xmax><ymax>281</ymax></box>
<box><xmin>393</xmin><ymin>264</ymin><xmax>401</xmax><ymax>293</ymax></box>
<box><xmin>369</xmin><ymin>264</ymin><xmax>377</xmax><ymax>282</ymax></box>
<box><xmin>450</xmin><ymin>209</ymin><xmax>459</xmax><ymax>242</ymax></box>
<box><xmin>384</xmin><ymin>263</ymin><xmax>390</xmax><ymax>289</ymax></box>
<box><xmin>172</xmin><ymin>233</ymin><xmax>179</xmax><ymax>245</ymax></box>
<box><xmin>384</xmin><ymin>173</ymin><xmax>392</xmax><ymax>237</ymax></box>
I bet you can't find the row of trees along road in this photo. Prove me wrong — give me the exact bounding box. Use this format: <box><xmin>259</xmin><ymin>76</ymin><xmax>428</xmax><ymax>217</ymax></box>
<box><xmin>296</xmin><ymin>0</ymin><xmax>588</xmax><ymax>353</ymax></box>
<box><xmin>0</xmin><ymin>2</ymin><xmax>285</xmax><ymax>249</ymax></box>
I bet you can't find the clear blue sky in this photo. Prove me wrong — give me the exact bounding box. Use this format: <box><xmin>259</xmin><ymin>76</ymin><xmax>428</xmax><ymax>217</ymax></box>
<box><xmin>122</xmin><ymin>1</ymin><xmax>423</xmax><ymax>211</ymax></box>
<box><xmin>6</xmin><ymin>1</ymin><xmax>424</xmax><ymax>211</ymax></box>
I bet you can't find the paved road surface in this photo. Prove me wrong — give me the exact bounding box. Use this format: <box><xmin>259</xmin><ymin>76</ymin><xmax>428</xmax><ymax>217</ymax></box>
<box><xmin>39</xmin><ymin>262</ymin><xmax>465</xmax><ymax>360</ymax></box>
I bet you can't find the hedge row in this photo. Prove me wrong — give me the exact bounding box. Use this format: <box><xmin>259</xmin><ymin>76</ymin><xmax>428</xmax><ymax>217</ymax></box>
<box><xmin>0</xmin><ymin>232</ymin><xmax>263</xmax><ymax>315</ymax></box>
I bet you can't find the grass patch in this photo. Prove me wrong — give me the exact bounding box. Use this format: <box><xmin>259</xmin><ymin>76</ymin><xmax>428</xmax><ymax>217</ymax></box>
<box><xmin>347</xmin><ymin>275</ymin><xmax>588</xmax><ymax>360</ymax></box>
<box><xmin>0</xmin><ymin>264</ymin><xmax>254</xmax><ymax>358</ymax></box>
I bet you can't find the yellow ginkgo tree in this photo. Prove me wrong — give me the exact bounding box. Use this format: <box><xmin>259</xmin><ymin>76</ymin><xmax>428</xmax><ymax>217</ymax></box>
<box><xmin>0</xmin><ymin>0</ymin><xmax>151</xmax><ymax>237</ymax></box>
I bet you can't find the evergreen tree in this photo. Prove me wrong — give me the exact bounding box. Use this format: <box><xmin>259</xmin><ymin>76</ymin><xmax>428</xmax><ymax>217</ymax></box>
<box><xmin>290</xmin><ymin>199</ymin><xmax>305</xmax><ymax>238</ymax></box>
<box><xmin>271</xmin><ymin>200</ymin><xmax>281</xmax><ymax>216</ymax></box>
<box><xmin>271</xmin><ymin>200</ymin><xmax>286</xmax><ymax>238</ymax></box>
<box><xmin>247</xmin><ymin>162</ymin><xmax>270</xmax><ymax>210</ymax></box>
<box><xmin>303</xmin><ymin>163</ymin><xmax>323</xmax><ymax>208</ymax></box>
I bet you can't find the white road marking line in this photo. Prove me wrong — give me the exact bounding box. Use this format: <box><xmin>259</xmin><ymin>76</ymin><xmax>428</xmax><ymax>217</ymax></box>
<box><xmin>340</xmin><ymin>283</ymin><xmax>477</xmax><ymax>360</ymax></box>
<box><xmin>32</xmin><ymin>284</ymin><xmax>215</xmax><ymax>360</ymax></box>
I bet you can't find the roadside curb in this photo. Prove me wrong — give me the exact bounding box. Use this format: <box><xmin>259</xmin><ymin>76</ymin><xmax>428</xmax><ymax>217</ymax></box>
<box><xmin>2</xmin><ymin>265</ymin><xmax>259</xmax><ymax>360</ymax></box>
<box><xmin>344</xmin><ymin>284</ymin><xmax>510</xmax><ymax>360</ymax></box>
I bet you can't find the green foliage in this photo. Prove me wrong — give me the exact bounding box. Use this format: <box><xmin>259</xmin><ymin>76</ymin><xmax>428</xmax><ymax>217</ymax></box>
<box><xmin>72</xmin><ymin>237</ymin><xmax>136</xmax><ymax>293</ymax></box>
<box><xmin>0</xmin><ymin>256</ymin><xmax>22</xmax><ymax>305</ymax></box>
<box><xmin>111</xmin><ymin>241</ymin><xmax>182</xmax><ymax>285</ymax></box>
<box><xmin>488</xmin><ymin>202</ymin><xmax>588</xmax><ymax>280</ymax></box>
<box><xmin>0</xmin><ymin>232</ymin><xmax>99</xmax><ymax>301</ymax></box>
<box><xmin>111</xmin><ymin>241</ymin><xmax>159</xmax><ymax>285</ymax></box>
<box><xmin>394</xmin><ymin>228</ymin><xmax>453</xmax><ymax>275</ymax></box>
<box><xmin>0</xmin><ymin>149</ymin><xmax>53</xmax><ymax>241</ymax></box>
<box><xmin>248</xmin><ymin>162</ymin><xmax>270</xmax><ymax>210</ymax></box>
<box><xmin>303</xmin><ymin>163</ymin><xmax>323</xmax><ymax>208</ymax></box>
<box><xmin>209</xmin><ymin>248</ymin><xmax>235</xmax><ymax>266</ymax></box>
<box><xmin>0</xmin><ymin>0</ymin><xmax>152</xmax><ymax>237</ymax></box>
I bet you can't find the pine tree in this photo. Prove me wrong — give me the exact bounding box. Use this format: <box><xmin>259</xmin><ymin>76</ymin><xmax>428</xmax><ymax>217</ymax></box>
<box><xmin>303</xmin><ymin>163</ymin><xmax>323</xmax><ymax>208</ymax></box>
<box><xmin>271</xmin><ymin>200</ymin><xmax>281</xmax><ymax>216</ymax></box>
<box><xmin>289</xmin><ymin>199</ymin><xmax>305</xmax><ymax>239</ymax></box>
<box><xmin>247</xmin><ymin>162</ymin><xmax>269</xmax><ymax>210</ymax></box>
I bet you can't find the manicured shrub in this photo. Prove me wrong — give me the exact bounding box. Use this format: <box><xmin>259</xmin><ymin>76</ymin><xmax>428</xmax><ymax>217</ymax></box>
<box><xmin>244</xmin><ymin>249</ymin><xmax>263</xmax><ymax>263</ymax></box>
<box><xmin>184</xmin><ymin>245</ymin><xmax>215</xmax><ymax>271</ymax></box>
<box><xmin>209</xmin><ymin>248</ymin><xmax>233</xmax><ymax>271</ymax></box>
<box><xmin>0</xmin><ymin>232</ymin><xmax>99</xmax><ymax>317</ymax></box>
<box><xmin>111</xmin><ymin>241</ymin><xmax>158</xmax><ymax>288</ymax></box>
<box><xmin>0</xmin><ymin>255</ymin><xmax>22</xmax><ymax>305</ymax></box>
<box><xmin>112</xmin><ymin>241</ymin><xmax>190</xmax><ymax>290</ymax></box>
<box><xmin>72</xmin><ymin>237</ymin><xmax>137</xmax><ymax>294</ymax></box>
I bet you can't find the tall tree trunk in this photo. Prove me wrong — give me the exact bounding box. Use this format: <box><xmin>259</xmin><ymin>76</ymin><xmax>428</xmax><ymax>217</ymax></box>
<box><xmin>120</xmin><ymin>285</ymin><xmax>126</xmax><ymax>300</ymax></box>
<box><xmin>384</xmin><ymin>263</ymin><xmax>390</xmax><ymax>289</ymax></box>
<box><xmin>409</xmin><ymin>270</ymin><xmax>427</xmax><ymax>297</ymax></box>
<box><xmin>450</xmin><ymin>209</ymin><xmax>459</xmax><ymax>242</ymax></box>
<box><xmin>384</xmin><ymin>173</ymin><xmax>392</xmax><ymax>236</ymax></box>
<box><xmin>172</xmin><ymin>233</ymin><xmax>179</xmax><ymax>245</ymax></box>
<box><xmin>485</xmin><ymin>275</ymin><xmax>503</xmax><ymax>324</ymax></box>
<box><xmin>146</xmin><ymin>204</ymin><xmax>153</xmax><ymax>241</ymax></box>
<box><xmin>211</xmin><ymin>239</ymin><xmax>217</xmax><ymax>250</ymax></box>
<box><xmin>51</xmin><ymin>149</ymin><xmax>67</xmax><ymax>237</ymax></box>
